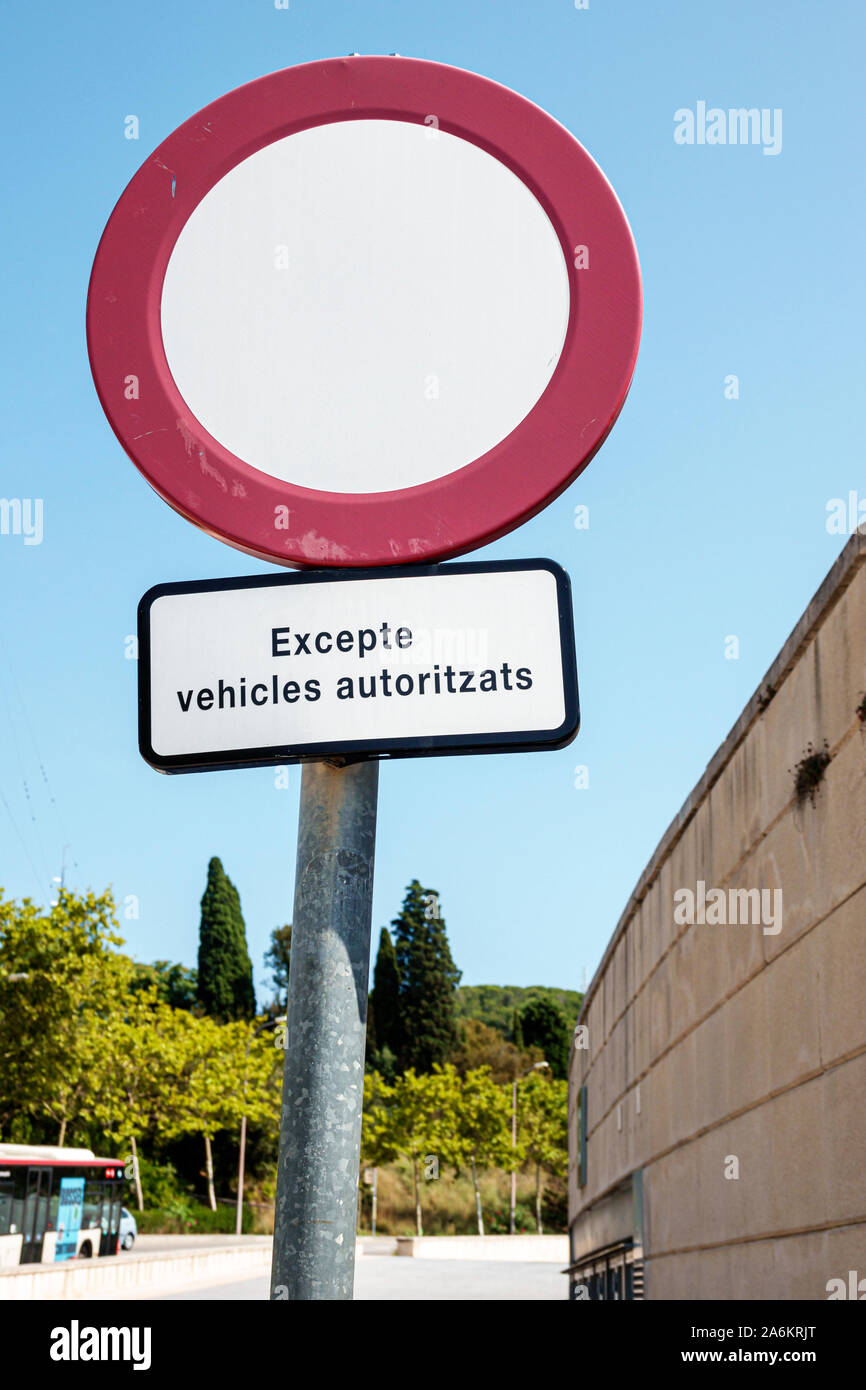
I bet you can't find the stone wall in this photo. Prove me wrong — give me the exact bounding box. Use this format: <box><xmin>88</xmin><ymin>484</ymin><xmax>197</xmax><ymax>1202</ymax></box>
<box><xmin>569</xmin><ymin>532</ymin><xmax>866</xmax><ymax>1299</ymax></box>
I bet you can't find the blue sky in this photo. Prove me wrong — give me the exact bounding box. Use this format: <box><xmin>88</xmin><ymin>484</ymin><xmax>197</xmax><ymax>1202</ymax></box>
<box><xmin>1</xmin><ymin>0</ymin><xmax>863</xmax><ymax>1003</ymax></box>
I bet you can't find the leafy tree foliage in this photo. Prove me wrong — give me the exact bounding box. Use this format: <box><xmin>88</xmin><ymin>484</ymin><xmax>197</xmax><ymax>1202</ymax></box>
<box><xmin>362</xmin><ymin>1065</ymin><xmax>522</xmax><ymax>1236</ymax></box>
<box><xmin>515</xmin><ymin>1070</ymin><xmax>568</xmax><ymax>1232</ymax></box>
<box><xmin>0</xmin><ymin>888</ymin><xmax>132</xmax><ymax>1145</ymax></box>
<box><xmin>452</xmin><ymin>1018</ymin><xmax>542</xmax><ymax>1084</ymax></box>
<box><xmin>456</xmin><ymin>984</ymin><xmax>583</xmax><ymax>1038</ymax></box>
<box><xmin>452</xmin><ymin>1066</ymin><xmax>513</xmax><ymax>1234</ymax></box>
<box><xmin>0</xmin><ymin>888</ymin><xmax>281</xmax><ymax>1212</ymax></box>
<box><xmin>0</xmin><ymin>884</ymin><xmax>570</xmax><ymax>1226</ymax></box>
<box><xmin>132</xmin><ymin>960</ymin><xmax>198</xmax><ymax>1010</ymax></box>
<box><xmin>361</xmin><ymin>1072</ymin><xmax>400</xmax><ymax>1171</ymax></box>
<box><xmin>157</xmin><ymin>1014</ymin><xmax>277</xmax><ymax>1210</ymax></box>
<box><xmin>90</xmin><ymin>986</ymin><xmax>196</xmax><ymax>1208</ymax></box>
<box><xmin>389</xmin><ymin>1067</ymin><xmax>456</xmax><ymax>1235</ymax></box>
<box><xmin>263</xmin><ymin>924</ymin><xmax>292</xmax><ymax>1010</ymax></box>
<box><xmin>518</xmin><ymin>996</ymin><xmax>571</xmax><ymax>1079</ymax></box>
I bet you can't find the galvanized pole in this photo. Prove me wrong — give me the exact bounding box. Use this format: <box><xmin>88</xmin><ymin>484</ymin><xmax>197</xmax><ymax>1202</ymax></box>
<box><xmin>270</xmin><ymin>758</ymin><xmax>379</xmax><ymax>1300</ymax></box>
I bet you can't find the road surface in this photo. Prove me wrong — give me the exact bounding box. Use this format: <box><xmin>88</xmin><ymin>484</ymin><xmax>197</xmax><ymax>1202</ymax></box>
<box><xmin>161</xmin><ymin>1258</ymin><xmax>566</xmax><ymax>1301</ymax></box>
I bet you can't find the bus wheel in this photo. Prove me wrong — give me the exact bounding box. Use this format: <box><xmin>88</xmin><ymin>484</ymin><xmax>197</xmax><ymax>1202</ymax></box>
<box><xmin>78</xmin><ymin>1241</ymin><xmax>93</xmax><ymax>1259</ymax></box>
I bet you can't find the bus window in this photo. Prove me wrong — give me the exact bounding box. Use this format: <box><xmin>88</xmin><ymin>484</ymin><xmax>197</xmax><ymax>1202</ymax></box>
<box><xmin>108</xmin><ymin>1188</ymin><xmax>123</xmax><ymax>1244</ymax></box>
<box><xmin>99</xmin><ymin>1184</ymin><xmax>120</xmax><ymax>1255</ymax></box>
<box><xmin>83</xmin><ymin>1179</ymin><xmax>104</xmax><ymax>1234</ymax></box>
<box><xmin>0</xmin><ymin>1181</ymin><xmax>12</xmax><ymax>1235</ymax></box>
<box><xmin>47</xmin><ymin>1188</ymin><xmax>59</xmax><ymax>1232</ymax></box>
<box><xmin>22</xmin><ymin>1168</ymin><xmax>51</xmax><ymax>1264</ymax></box>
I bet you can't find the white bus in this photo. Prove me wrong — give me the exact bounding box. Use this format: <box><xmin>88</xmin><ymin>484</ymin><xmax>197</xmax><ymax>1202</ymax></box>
<box><xmin>0</xmin><ymin>1144</ymin><xmax>127</xmax><ymax>1266</ymax></box>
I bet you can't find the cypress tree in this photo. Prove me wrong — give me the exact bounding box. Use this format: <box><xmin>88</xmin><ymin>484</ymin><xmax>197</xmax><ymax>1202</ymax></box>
<box><xmin>369</xmin><ymin>927</ymin><xmax>401</xmax><ymax>1058</ymax></box>
<box><xmin>391</xmin><ymin>880</ymin><xmax>461</xmax><ymax>1072</ymax></box>
<box><xmin>197</xmin><ymin>857</ymin><xmax>256</xmax><ymax>1021</ymax></box>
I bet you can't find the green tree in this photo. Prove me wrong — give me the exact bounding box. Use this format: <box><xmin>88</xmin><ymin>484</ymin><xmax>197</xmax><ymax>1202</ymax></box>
<box><xmin>263</xmin><ymin>924</ymin><xmax>292</xmax><ymax>1010</ymax></box>
<box><xmin>0</xmin><ymin>888</ymin><xmax>133</xmax><ymax>1145</ymax></box>
<box><xmin>359</xmin><ymin>1071</ymin><xmax>398</xmax><ymax>1233</ymax></box>
<box><xmin>391</xmin><ymin>881</ymin><xmax>461</xmax><ymax>1072</ymax></box>
<box><xmin>197</xmin><ymin>858</ymin><xmax>256</xmax><ymax>1021</ymax></box>
<box><xmin>453</xmin><ymin>1019</ymin><xmax>541</xmax><ymax>1084</ymax></box>
<box><xmin>0</xmin><ymin>885</ymin><xmax>279</xmax><ymax>1211</ymax></box>
<box><xmin>390</xmin><ymin>1068</ymin><xmax>454</xmax><ymax>1235</ymax></box>
<box><xmin>164</xmin><ymin>1014</ymin><xmax>270</xmax><ymax>1211</ymax></box>
<box><xmin>89</xmin><ymin>986</ymin><xmax>191</xmax><ymax>1210</ymax></box>
<box><xmin>94</xmin><ymin>996</ymin><xmax>281</xmax><ymax>1212</ymax></box>
<box><xmin>361</xmin><ymin>1072</ymin><xmax>399</xmax><ymax>1170</ymax></box>
<box><xmin>450</xmin><ymin>1066</ymin><xmax>512</xmax><ymax>1235</ymax></box>
<box><xmin>518</xmin><ymin>996</ymin><xmax>570</xmax><ymax>1079</ymax></box>
<box><xmin>455</xmin><ymin>984</ymin><xmax>583</xmax><ymax>1036</ymax></box>
<box><xmin>368</xmin><ymin>927</ymin><xmax>401</xmax><ymax>1067</ymax></box>
<box><xmin>132</xmin><ymin>960</ymin><xmax>198</xmax><ymax>1010</ymax></box>
<box><xmin>516</xmin><ymin>1070</ymin><xmax>568</xmax><ymax>1232</ymax></box>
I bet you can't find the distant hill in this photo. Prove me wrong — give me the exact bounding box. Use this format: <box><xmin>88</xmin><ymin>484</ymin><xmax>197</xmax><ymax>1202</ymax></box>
<box><xmin>456</xmin><ymin>984</ymin><xmax>584</xmax><ymax>1036</ymax></box>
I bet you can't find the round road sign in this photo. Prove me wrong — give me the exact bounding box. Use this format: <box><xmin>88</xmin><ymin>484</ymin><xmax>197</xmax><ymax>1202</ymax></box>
<box><xmin>87</xmin><ymin>56</ymin><xmax>641</xmax><ymax>568</ymax></box>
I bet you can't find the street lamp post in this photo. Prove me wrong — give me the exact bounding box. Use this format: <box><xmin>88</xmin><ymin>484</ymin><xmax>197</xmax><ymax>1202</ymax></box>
<box><xmin>236</xmin><ymin>1014</ymin><xmax>285</xmax><ymax>1238</ymax></box>
<box><xmin>510</xmin><ymin>1061</ymin><xmax>549</xmax><ymax>1235</ymax></box>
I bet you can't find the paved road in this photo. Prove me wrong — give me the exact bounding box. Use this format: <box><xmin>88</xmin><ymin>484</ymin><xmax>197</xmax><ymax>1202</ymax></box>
<box><xmin>161</xmin><ymin>1258</ymin><xmax>566</xmax><ymax>1301</ymax></box>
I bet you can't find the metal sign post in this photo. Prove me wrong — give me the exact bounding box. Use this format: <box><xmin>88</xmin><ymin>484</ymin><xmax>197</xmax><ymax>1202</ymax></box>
<box><xmin>87</xmin><ymin>55</ymin><xmax>641</xmax><ymax>1302</ymax></box>
<box><xmin>271</xmin><ymin>759</ymin><xmax>378</xmax><ymax>1300</ymax></box>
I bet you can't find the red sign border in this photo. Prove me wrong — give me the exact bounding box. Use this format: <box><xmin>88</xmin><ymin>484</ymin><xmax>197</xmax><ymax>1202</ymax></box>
<box><xmin>87</xmin><ymin>56</ymin><xmax>642</xmax><ymax>568</ymax></box>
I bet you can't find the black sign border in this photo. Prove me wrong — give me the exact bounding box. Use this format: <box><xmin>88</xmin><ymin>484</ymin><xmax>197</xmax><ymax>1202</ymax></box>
<box><xmin>137</xmin><ymin>558</ymin><xmax>579</xmax><ymax>774</ymax></box>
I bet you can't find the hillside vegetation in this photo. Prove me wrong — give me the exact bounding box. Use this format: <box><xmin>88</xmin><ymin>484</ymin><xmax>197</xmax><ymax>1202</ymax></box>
<box><xmin>456</xmin><ymin>984</ymin><xmax>583</xmax><ymax>1036</ymax></box>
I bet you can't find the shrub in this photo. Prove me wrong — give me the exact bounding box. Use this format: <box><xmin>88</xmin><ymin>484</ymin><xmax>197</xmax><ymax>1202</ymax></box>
<box><xmin>487</xmin><ymin>1203</ymin><xmax>535</xmax><ymax>1235</ymax></box>
<box><xmin>135</xmin><ymin>1201</ymin><xmax>256</xmax><ymax>1235</ymax></box>
<box><xmin>134</xmin><ymin>1155</ymin><xmax>189</xmax><ymax>1209</ymax></box>
<box><xmin>791</xmin><ymin>741</ymin><xmax>831</xmax><ymax>805</ymax></box>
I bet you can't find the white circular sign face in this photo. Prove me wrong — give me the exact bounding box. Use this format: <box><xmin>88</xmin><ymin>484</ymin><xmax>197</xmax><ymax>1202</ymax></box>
<box><xmin>160</xmin><ymin>119</ymin><xmax>570</xmax><ymax>495</ymax></box>
<box><xmin>88</xmin><ymin>57</ymin><xmax>642</xmax><ymax>568</ymax></box>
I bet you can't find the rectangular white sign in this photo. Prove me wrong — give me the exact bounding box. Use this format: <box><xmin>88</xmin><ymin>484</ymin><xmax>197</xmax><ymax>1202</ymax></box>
<box><xmin>138</xmin><ymin>560</ymin><xmax>579</xmax><ymax>772</ymax></box>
